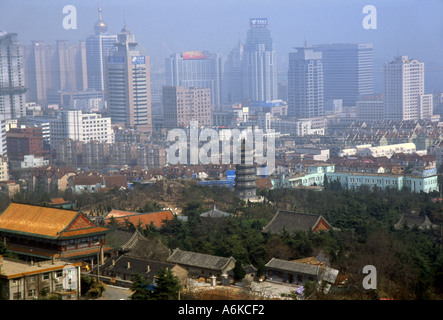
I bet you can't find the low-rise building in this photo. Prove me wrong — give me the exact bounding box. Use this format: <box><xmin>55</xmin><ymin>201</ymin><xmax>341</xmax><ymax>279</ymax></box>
<box><xmin>103</xmin><ymin>209</ymin><xmax>174</xmax><ymax>229</ymax></box>
<box><xmin>327</xmin><ymin>171</ymin><xmax>439</xmax><ymax>193</ymax></box>
<box><xmin>167</xmin><ymin>248</ymin><xmax>236</xmax><ymax>281</ymax></box>
<box><xmin>20</xmin><ymin>154</ymin><xmax>49</xmax><ymax>169</ymax></box>
<box><xmin>0</xmin><ymin>255</ymin><xmax>82</xmax><ymax>300</ymax></box>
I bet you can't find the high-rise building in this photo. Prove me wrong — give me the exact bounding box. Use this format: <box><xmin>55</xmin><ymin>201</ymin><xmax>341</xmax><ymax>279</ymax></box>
<box><xmin>287</xmin><ymin>47</ymin><xmax>324</xmax><ymax>118</ymax></box>
<box><xmin>166</xmin><ymin>51</ymin><xmax>222</xmax><ymax>107</ymax></box>
<box><xmin>24</xmin><ymin>41</ymin><xmax>50</xmax><ymax>106</ymax></box>
<box><xmin>24</xmin><ymin>40</ymin><xmax>88</xmax><ymax>106</ymax></box>
<box><xmin>106</xmin><ymin>24</ymin><xmax>152</xmax><ymax>133</ymax></box>
<box><xmin>85</xmin><ymin>5</ymin><xmax>117</xmax><ymax>92</ymax></box>
<box><xmin>51</xmin><ymin>40</ymin><xmax>87</xmax><ymax>93</ymax></box>
<box><xmin>0</xmin><ymin>32</ymin><xmax>27</xmax><ymax>120</ymax></box>
<box><xmin>313</xmin><ymin>43</ymin><xmax>373</xmax><ymax>107</ymax></box>
<box><xmin>419</xmin><ymin>93</ymin><xmax>433</xmax><ymax>120</ymax></box>
<box><xmin>241</xmin><ymin>18</ymin><xmax>278</xmax><ymax>102</ymax></box>
<box><xmin>162</xmin><ymin>86</ymin><xmax>212</xmax><ymax>129</ymax></box>
<box><xmin>223</xmin><ymin>41</ymin><xmax>244</xmax><ymax>105</ymax></box>
<box><xmin>383</xmin><ymin>56</ymin><xmax>426</xmax><ymax>121</ymax></box>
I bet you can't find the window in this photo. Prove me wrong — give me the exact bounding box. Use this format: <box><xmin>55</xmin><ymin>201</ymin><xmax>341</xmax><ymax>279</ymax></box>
<box><xmin>42</xmin><ymin>273</ymin><xmax>50</xmax><ymax>281</ymax></box>
<box><xmin>13</xmin><ymin>292</ymin><xmax>22</xmax><ymax>300</ymax></box>
<box><xmin>28</xmin><ymin>289</ymin><xmax>36</xmax><ymax>297</ymax></box>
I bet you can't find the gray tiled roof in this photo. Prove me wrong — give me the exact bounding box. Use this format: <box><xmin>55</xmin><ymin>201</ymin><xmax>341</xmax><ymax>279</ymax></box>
<box><xmin>106</xmin><ymin>229</ymin><xmax>136</xmax><ymax>250</ymax></box>
<box><xmin>200</xmin><ymin>206</ymin><xmax>232</xmax><ymax>218</ymax></box>
<box><xmin>394</xmin><ymin>214</ymin><xmax>438</xmax><ymax>230</ymax></box>
<box><xmin>265</xmin><ymin>258</ymin><xmax>320</xmax><ymax>276</ymax></box>
<box><xmin>262</xmin><ymin>210</ymin><xmax>331</xmax><ymax>234</ymax></box>
<box><xmin>102</xmin><ymin>255</ymin><xmax>175</xmax><ymax>283</ymax></box>
<box><xmin>167</xmin><ymin>248</ymin><xmax>235</xmax><ymax>271</ymax></box>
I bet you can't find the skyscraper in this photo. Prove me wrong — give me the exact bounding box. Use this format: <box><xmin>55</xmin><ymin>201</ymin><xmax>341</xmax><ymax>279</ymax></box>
<box><xmin>0</xmin><ymin>31</ymin><xmax>26</xmax><ymax>120</ymax></box>
<box><xmin>313</xmin><ymin>43</ymin><xmax>373</xmax><ymax>107</ymax></box>
<box><xmin>241</xmin><ymin>18</ymin><xmax>278</xmax><ymax>102</ymax></box>
<box><xmin>165</xmin><ymin>51</ymin><xmax>222</xmax><ymax>107</ymax></box>
<box><xmin>383</xmin><ymin>56</ymin><xmax>426</xmax><ymax>121</ymax></box>
<box><xmin>287</xmin><ymin>47</ymin><xmax>324</xmax><ymax>118</ymax></box>
<box><xmin>106</xmin><ymin>24</ymin><xmax>152</xmax><ymax>133</ymax></box>
<box><xmin>223</xmin><ymin>41</ymin><xmax>243</xmax><ymax>105</ymax></box>
<box><xmin>85</xmin><ymin>5</ymin><xmax>117</xmax><ymax>92</ymax></box>
<box><xmin>51</xmin><ymin>40</ymin><xmax>87</xmax><ymax>93</ymax></box>
<box><xmin>24</xmin><ymin>40</ymin><xmax>88</xmax><ymax>106</ymax></box>
<box><xmin>24</xmin><ymin>41</ymin><xmax>50</xmax><ymax>105</ymax></box>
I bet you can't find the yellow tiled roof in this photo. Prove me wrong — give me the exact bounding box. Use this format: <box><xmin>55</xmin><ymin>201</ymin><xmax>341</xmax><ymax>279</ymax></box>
<box><xmin>0</xmin><ymin>203</ymin><xmax>79</xmax><ymax>238</ymax></box>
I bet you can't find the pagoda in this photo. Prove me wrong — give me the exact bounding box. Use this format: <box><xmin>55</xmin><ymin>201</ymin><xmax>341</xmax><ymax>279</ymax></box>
<box><xmin>234</xmin><ymin>138</ymin><xmax>257</xmax><ymax>200</ymax></box>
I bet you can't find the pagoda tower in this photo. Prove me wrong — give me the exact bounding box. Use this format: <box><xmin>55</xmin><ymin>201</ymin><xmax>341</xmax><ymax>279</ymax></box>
<box><xmin>234</xmin><ymin>138</ymin><xmax>257</xmax><ymax>200</ymax></box>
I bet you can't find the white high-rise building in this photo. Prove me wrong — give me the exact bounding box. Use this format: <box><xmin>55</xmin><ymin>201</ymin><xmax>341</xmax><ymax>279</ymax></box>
<box><xmin>419</xmin><ymin>94</ymin><xmax>433</xmax><ymax>120</ymax></box>
<box><xmin>287</xmin><ymin>47</ymin><xmax>324</xmax><ymax>118</ymax></box>
<box><xmin>50</xmin><ymin>110</ymin><xmax>114</xmax><ymax>147</ymax></box>
<box><xmin>0</xmin><ymin>32</ymin><xmax>26</xmax><ymax>119</ymax></box>
<box><xmin>241</xmin><ymin>18</ymin><xmax>278</xmax><ymax>102</ymax></box>
<box><xmin>383</xmin><ymin>56</ymin><xmax>426</xmax><ymax>121</ymax></box>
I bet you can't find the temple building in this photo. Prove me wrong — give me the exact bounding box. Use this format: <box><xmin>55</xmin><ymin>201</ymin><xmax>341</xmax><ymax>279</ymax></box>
<box><xmin>0</xmin><ymin>203</ymin><xmax>112</xmax><ymax>264</ymax></box>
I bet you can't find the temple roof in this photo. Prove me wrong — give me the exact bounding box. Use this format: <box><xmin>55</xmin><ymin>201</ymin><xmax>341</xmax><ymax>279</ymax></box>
<box><xmin>0</xmin><ymin>203</ymin><xmax>109</xmax><ymax>239</ymax></box>
<box><xmin>262</xmin><ymin>210</ymin><xmax>333</xmax><ymax>234</ymax></box>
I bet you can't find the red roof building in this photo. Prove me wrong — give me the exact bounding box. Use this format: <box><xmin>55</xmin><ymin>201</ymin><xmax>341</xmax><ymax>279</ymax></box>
<box><xmin>103</xmin><ymin>209</ymin><xmax>174</xmax><ymax>229</ymax></box>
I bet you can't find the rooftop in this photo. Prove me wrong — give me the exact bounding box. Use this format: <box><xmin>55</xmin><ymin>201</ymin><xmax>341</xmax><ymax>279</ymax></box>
<box><xmin>0</xmin><ymin>256</ymin><xmax>81</xmax><ymax>279</ymax></box>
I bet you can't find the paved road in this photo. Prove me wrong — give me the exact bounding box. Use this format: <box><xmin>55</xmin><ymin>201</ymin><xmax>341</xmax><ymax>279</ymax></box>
<box><xmin>98</xmin><ymin>285</ymin><xmax>133</xmax><ymax>300</ymax></box>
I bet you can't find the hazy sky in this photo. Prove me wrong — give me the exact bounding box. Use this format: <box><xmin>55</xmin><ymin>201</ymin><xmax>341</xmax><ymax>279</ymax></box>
<box><xmin>1</xmin><ymin>0</ymin><xmax>443</xmax><ymax>91</ymax></box>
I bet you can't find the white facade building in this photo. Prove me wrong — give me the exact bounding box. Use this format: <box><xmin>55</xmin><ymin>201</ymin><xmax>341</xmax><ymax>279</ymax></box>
<box><xmin>288</xmin><ymin>47</ymin><xmax>324</xmax><ymax>118</ymax></box>
<box><xmin>419</xmin><ymin>93</ymin><xmax>434</xmax><ymax>120</ymax></box>
<box><xmin>357</xmin><ymin>143</ymin><xmax>416</xmax><ymax>158</ymax></box>
<box><xmin>383</xmin><ymin>56</ymin><xmax>425</xmax><ymax>121</ymax></box>
<box><xmin>50</xmin><ymin>110</ymin><xmax>114</xmax><ymax>148</ymax></box>
<box><xmin>20</xmin><ymin>154</ymin><xmax>49</xmax><ymax>169</ymax></box>
<box><xmin>241</xmin><ymin>18</ymin><xmax>278</xmax><ymax>102</ymax></box>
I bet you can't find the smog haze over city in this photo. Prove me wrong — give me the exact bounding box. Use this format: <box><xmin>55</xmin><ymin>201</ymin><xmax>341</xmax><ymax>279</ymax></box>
<box><xmin>3</xmin><ymin>0</ymin><xmax>443</xmax><ymax>304</ymax></box>
<box><xmin>1</xmin><ymin>0</ymin><xmax>443</xmax><ymax>91</ymax></box>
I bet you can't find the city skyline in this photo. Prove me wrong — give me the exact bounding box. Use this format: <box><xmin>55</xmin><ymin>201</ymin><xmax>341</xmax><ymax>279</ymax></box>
<box><xmin>1</xmin><ymin>0</ymin><xmax>443</xmax><ymax>92</ymax></box>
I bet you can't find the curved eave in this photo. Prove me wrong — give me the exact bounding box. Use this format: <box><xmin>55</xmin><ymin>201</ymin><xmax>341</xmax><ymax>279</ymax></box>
<box><xmin>0</xmin><ymin>226</ymin><xmax>111</xmax><ymax>241</ymax></box>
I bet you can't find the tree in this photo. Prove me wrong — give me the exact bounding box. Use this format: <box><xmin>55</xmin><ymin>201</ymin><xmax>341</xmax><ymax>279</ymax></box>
<box><xmin>151</xmin><ymin>268</ymin><xmax>181</xmax><ymax>300</ymax></box>
<box><xmin>81</xmin><ymin>275</ymin><xmax>106</xmax><ymax>299</ymax></box>
<box><xmin>233</xmin><ymin>260</ymin><xmax>246</xmax><ymax>282</ymax></box>
<box><xmin>130</xmin><ymin>274</ymin><xmax>153</xmax><ymax>300</ymax></box>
